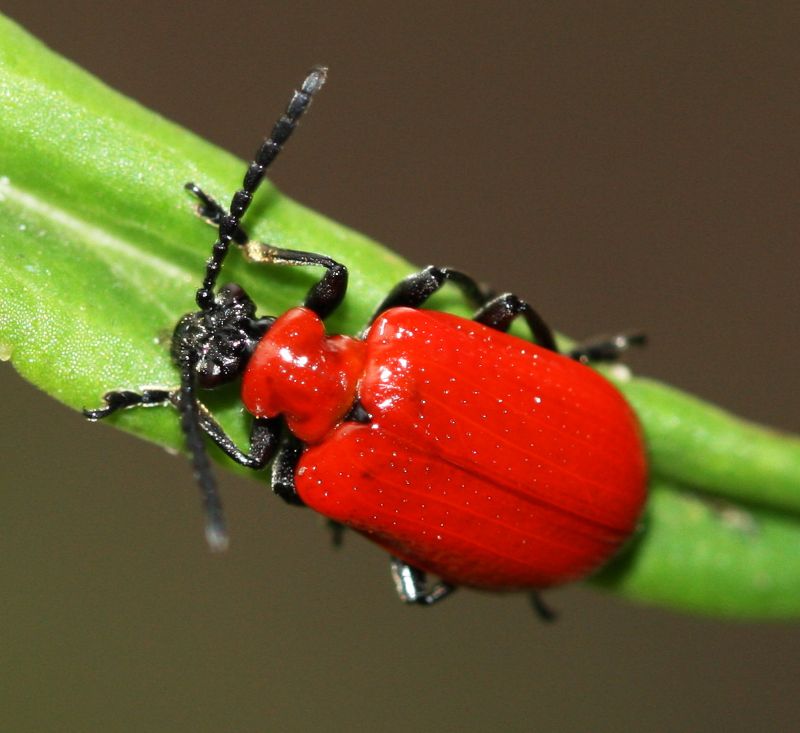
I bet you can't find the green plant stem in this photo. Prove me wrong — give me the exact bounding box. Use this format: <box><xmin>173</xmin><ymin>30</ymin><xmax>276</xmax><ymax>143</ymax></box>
<box><xmin>618</xmin><ymin>378</ymin><xmax>800</xmax><ymax>514</ymax></box>
<box><xmin>593</xmin><ymin>480</ymin><xmax>800</xmax><ymax>619</ymax></box>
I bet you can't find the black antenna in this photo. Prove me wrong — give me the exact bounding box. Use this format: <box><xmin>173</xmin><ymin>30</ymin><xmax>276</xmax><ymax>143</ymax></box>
<box><xmin>177</xmin><ymin>357</ymin><xmax>229</xmax><ymax>550</ymax></box>
<box><xmin>195</xmin><ymin>65</ymin><xmax>328</xmax><ymax>310</ymax></box>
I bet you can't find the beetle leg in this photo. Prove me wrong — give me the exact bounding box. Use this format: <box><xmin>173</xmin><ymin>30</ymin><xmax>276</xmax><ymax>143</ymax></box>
<box><xmin>568</xmin><ymin>333</ymin><xmax>647</xmax><ymax>364</ymax></box>
<box><xmin>326</xmin><ymin>520</ymin><xmax>346</xmax><ymax>547</ymax></box>
<box><xmin>530</xmin><ymin>592</ymin><xmax>558</xmax><ymax>622</ymax></box>
<box><xmin>193</xmin><ymin>407</ymin><xmax>282</xmax><ymax>470</ymax></box>
<box><xmin>271</xmin><ymin>433</ymin><xmax>306</xmax><ymax>506</ymax></box>
<box><xmin>472</xmin><ymin>294</ymin><xmax>558</xmax><ymax>352</ymax></box>
<box><xmin>85</xmin><ymin>390</ymin><xmax>281</xmax><ymax>470</ymax></box>
<box><xmin>186</xmin><ymin>180</ymin><xmax>348</xmax><ymax>320</ymax></box>
<box><xmin>184</xmin><ymin>181</ymin><xmax>349</xmax><ymax>321</ymax></box>
<box><xmin>83</xmin><ymin>388</ymin><xmax>173</xmax><ymax>419</ymax></box>
<box><xmin>239</xmin><ymin>242</ymin><xmax>348</xmax><ymax>321</ymax></box>
<box><xmin>184</xmin><ymin>183</ymin><xmax>249</xmax><ymax>245</ymax></box>
<box><xmin>369</xmin><ymin>267</ymin><xmax>557</xmax><ymax>351</ymax></box>
<box><xmin>390</xmin><ymin>558</ymin><xmax>456</xmax><ymax>606</ymax></box>
<box><xmin>368</xmin><ymin>265</ymin><xmax>494</xmax><ymax>326</ymax></box>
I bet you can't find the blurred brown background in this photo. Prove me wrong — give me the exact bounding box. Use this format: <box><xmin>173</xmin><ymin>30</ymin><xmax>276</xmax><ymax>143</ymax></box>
<box><xmin>1</xmin><ymin>2</ymin><xmax>799</xmax><ymax>731</ymax></box>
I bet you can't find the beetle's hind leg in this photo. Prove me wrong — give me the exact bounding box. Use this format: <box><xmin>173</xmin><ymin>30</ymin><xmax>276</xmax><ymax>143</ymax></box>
<box><xmin>568</xmin><ymin>333</ymin><xmax>647</xmax><ymax>364</ymax></box>
<box><xmin>326</xmin><ymin>520</ymin><xmax>346</xmax><ymax>547</ymax></box>
<box><xmin>530</xmin><ymin>592</ymin><xmax>558</xmax><ymax>622</ymax></box>
<box><xmin>390</xmin><ymin>558</ymin><xmax>456</xmax><ymax>606</ymax></box>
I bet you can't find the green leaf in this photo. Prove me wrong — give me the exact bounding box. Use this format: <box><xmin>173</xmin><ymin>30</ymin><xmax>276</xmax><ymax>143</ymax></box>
<box><xmin>2</xmin><ymin>13</ymin><xmax>799</xmax><ymax>618</ymax></box>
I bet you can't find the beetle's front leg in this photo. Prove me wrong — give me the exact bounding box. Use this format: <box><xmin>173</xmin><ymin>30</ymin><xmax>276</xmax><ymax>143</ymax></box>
<box><xmin>85</xmin><ymin>389</ymin><xmax>280</xmax><ymax>470</ymax></box>
<box><xmin>184</xmin><ymin>182</ymin><xmax>249</xmax><ymax>244</ymax></box>
<box><xmin>193</xmin><ymin>406</ymin><xmax>282</xmax><ymax>470</ymax></box>
<box><xmin>83</xmin><ymin>388</ymin><xmax>173</xmax><ymax>419</ymax></box>
<box><xmin>390</xmin><ymin>558</ymin><xmax>456</xmax><ymax>606</ymax></box>
<box><xmin>186</xmin><ymin>182</ymin><xmax>349</xmax><ymax>321</ymax></box>
<box><xmin>240</xmin><ymin>242</ymin><xmax>348</xmax><ymax>321</ymax></box>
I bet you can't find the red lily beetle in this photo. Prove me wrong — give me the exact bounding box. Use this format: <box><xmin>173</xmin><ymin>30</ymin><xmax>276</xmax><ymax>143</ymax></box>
<box><xmin>85</xmin><ymin>67</ymin><xmax>647</xmax><ymax>615</ymax></box>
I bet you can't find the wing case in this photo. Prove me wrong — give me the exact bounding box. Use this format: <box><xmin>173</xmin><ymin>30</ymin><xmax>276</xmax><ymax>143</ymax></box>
<box><xmin>295</xmin><ymin>308</ymin><xmax>647</xmax><ymax>589</ymax></box>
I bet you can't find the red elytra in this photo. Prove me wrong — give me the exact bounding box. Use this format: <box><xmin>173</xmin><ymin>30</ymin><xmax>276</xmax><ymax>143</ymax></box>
<box><xmin>242</xmin><ymin>305</ymin><xmax>647</xmax><ymax>590</ymax></box>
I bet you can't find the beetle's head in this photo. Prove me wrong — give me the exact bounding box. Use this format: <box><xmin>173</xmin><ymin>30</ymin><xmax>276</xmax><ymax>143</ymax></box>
<box><xmin>171</xmin><ymin>283</ymin><xmax>274</xmax><ymax>388</ymax></box>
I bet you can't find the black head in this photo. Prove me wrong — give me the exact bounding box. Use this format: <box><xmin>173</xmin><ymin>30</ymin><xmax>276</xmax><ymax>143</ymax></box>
<box><xmin>171</xmin><ymin>283</ymin><xmax>274</xmax><ymax>388</ymax></box>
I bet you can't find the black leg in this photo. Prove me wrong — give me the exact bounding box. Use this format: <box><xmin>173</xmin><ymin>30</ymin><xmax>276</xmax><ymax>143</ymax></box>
<box><xmin>83</xmin><ymin>389</ymin><xmax>172</xmax><ymax>419</ymax></box>
<box><xmin>568</xmin><ymin>333</ymin><xmax>647</xmax><ymax>364</ymax></box>
<box><xmin>473</xmin><ymin>294</ymin><xmax>558</xmax><ymax>352</ymax></box>
<box><xmin>85</xmin><ymin>390</ymin><xmax>281</xmax><ymax>470</ymax></box>
<box><xmin>390</xmin><ymin>558</ymin><xmax>456</xmax><ymax>606</ymax></box>
<box><xmin>327</xmin><ymin>520</ymin><xmax>346</xmax><ymax>548</ymax></box>
<box><xmin>185</xmin><ymin>182</ymin><xmax>348</xmax><ymax>320</ymax></box>
<box><xmin>369</xmin><ymin>266</ymin><xmax>557</xmax><ymax>351</ymax></box>
<box><xmin>369</xmin><ymin>265</ymin><xmax>494</xmax><ymax>323</ymax></box>
<box><xmin>195</xmin><ymin>407</ymin><xmax>282</xmax><ymax>469</ymax></box>
<box><xmin>271</xmin><ymin>434</ymin><xmax>305</xmax><ymax>506</ymax></box>
<box><xmin>475</xmin><ymin>293</ymin><xmax>558</xmax><ymax>353</ymax></box>
<box><xmin>184</xmin><ymin>183</ymin><xmax>248</xmax><ymax>245</ymax></box>
<box><xmin>239</xmin><ymin>242</ymin><xmax>348</xmax><ymax>320</ymax></box>
<box><xmin>530</xmin><ymin>592</ymin><xmax>558</xmax><ymax>622</ymax></box>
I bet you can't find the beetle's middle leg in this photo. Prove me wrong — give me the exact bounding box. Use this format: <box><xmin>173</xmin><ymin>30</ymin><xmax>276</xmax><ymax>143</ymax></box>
<box><xmin>370</xmin><ymin>266</ymin><xmax>557</xmax><ymax>351</ymax></box>
<box><xmin>472</xmin><ymin>294</ymin><xmax>558</xmax><ymax>352</ymax></box>
<box><xmin>368</xmin><ymin>265</ymin><xmax>493</xmax><ymax>325</ymax></box>
<box><xmin>270</xmin><ymin>433</ymin><xmax>306</xmax><ymax>506</ymax></box>
<box><xmin>390</xmin><ymin>558</ymin><xmax>456</xmax><ymax>606</ymax></box>
<box><xmin>474</xmin><ymin>299</ymin><xmax>646</xmax><ymax>363</ymax></box>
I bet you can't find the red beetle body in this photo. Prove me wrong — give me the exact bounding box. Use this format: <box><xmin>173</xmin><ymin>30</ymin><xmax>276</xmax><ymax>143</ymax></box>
<box><xmin>242</xmin><ymin>305</ymin><xmax>647</xmax><ymax>590</ymax></box>
<box><xmin>86</xmin><ymin>68</ymin><xmax>647</xmax><ymax>606</ymax></box>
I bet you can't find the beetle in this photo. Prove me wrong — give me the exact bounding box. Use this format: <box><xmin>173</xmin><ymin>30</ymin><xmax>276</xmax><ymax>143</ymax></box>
<box><xmin>85</xmin><ymin>67</ymin><xmax>647</xmax><ymax>616</ymax></box>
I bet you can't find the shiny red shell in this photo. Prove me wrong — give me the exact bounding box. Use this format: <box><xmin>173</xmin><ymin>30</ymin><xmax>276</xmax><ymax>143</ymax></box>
<box><xmin>242</xmin><ymin>306</ymin><xmax>647</xmax><ymax>590</ymax></box>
